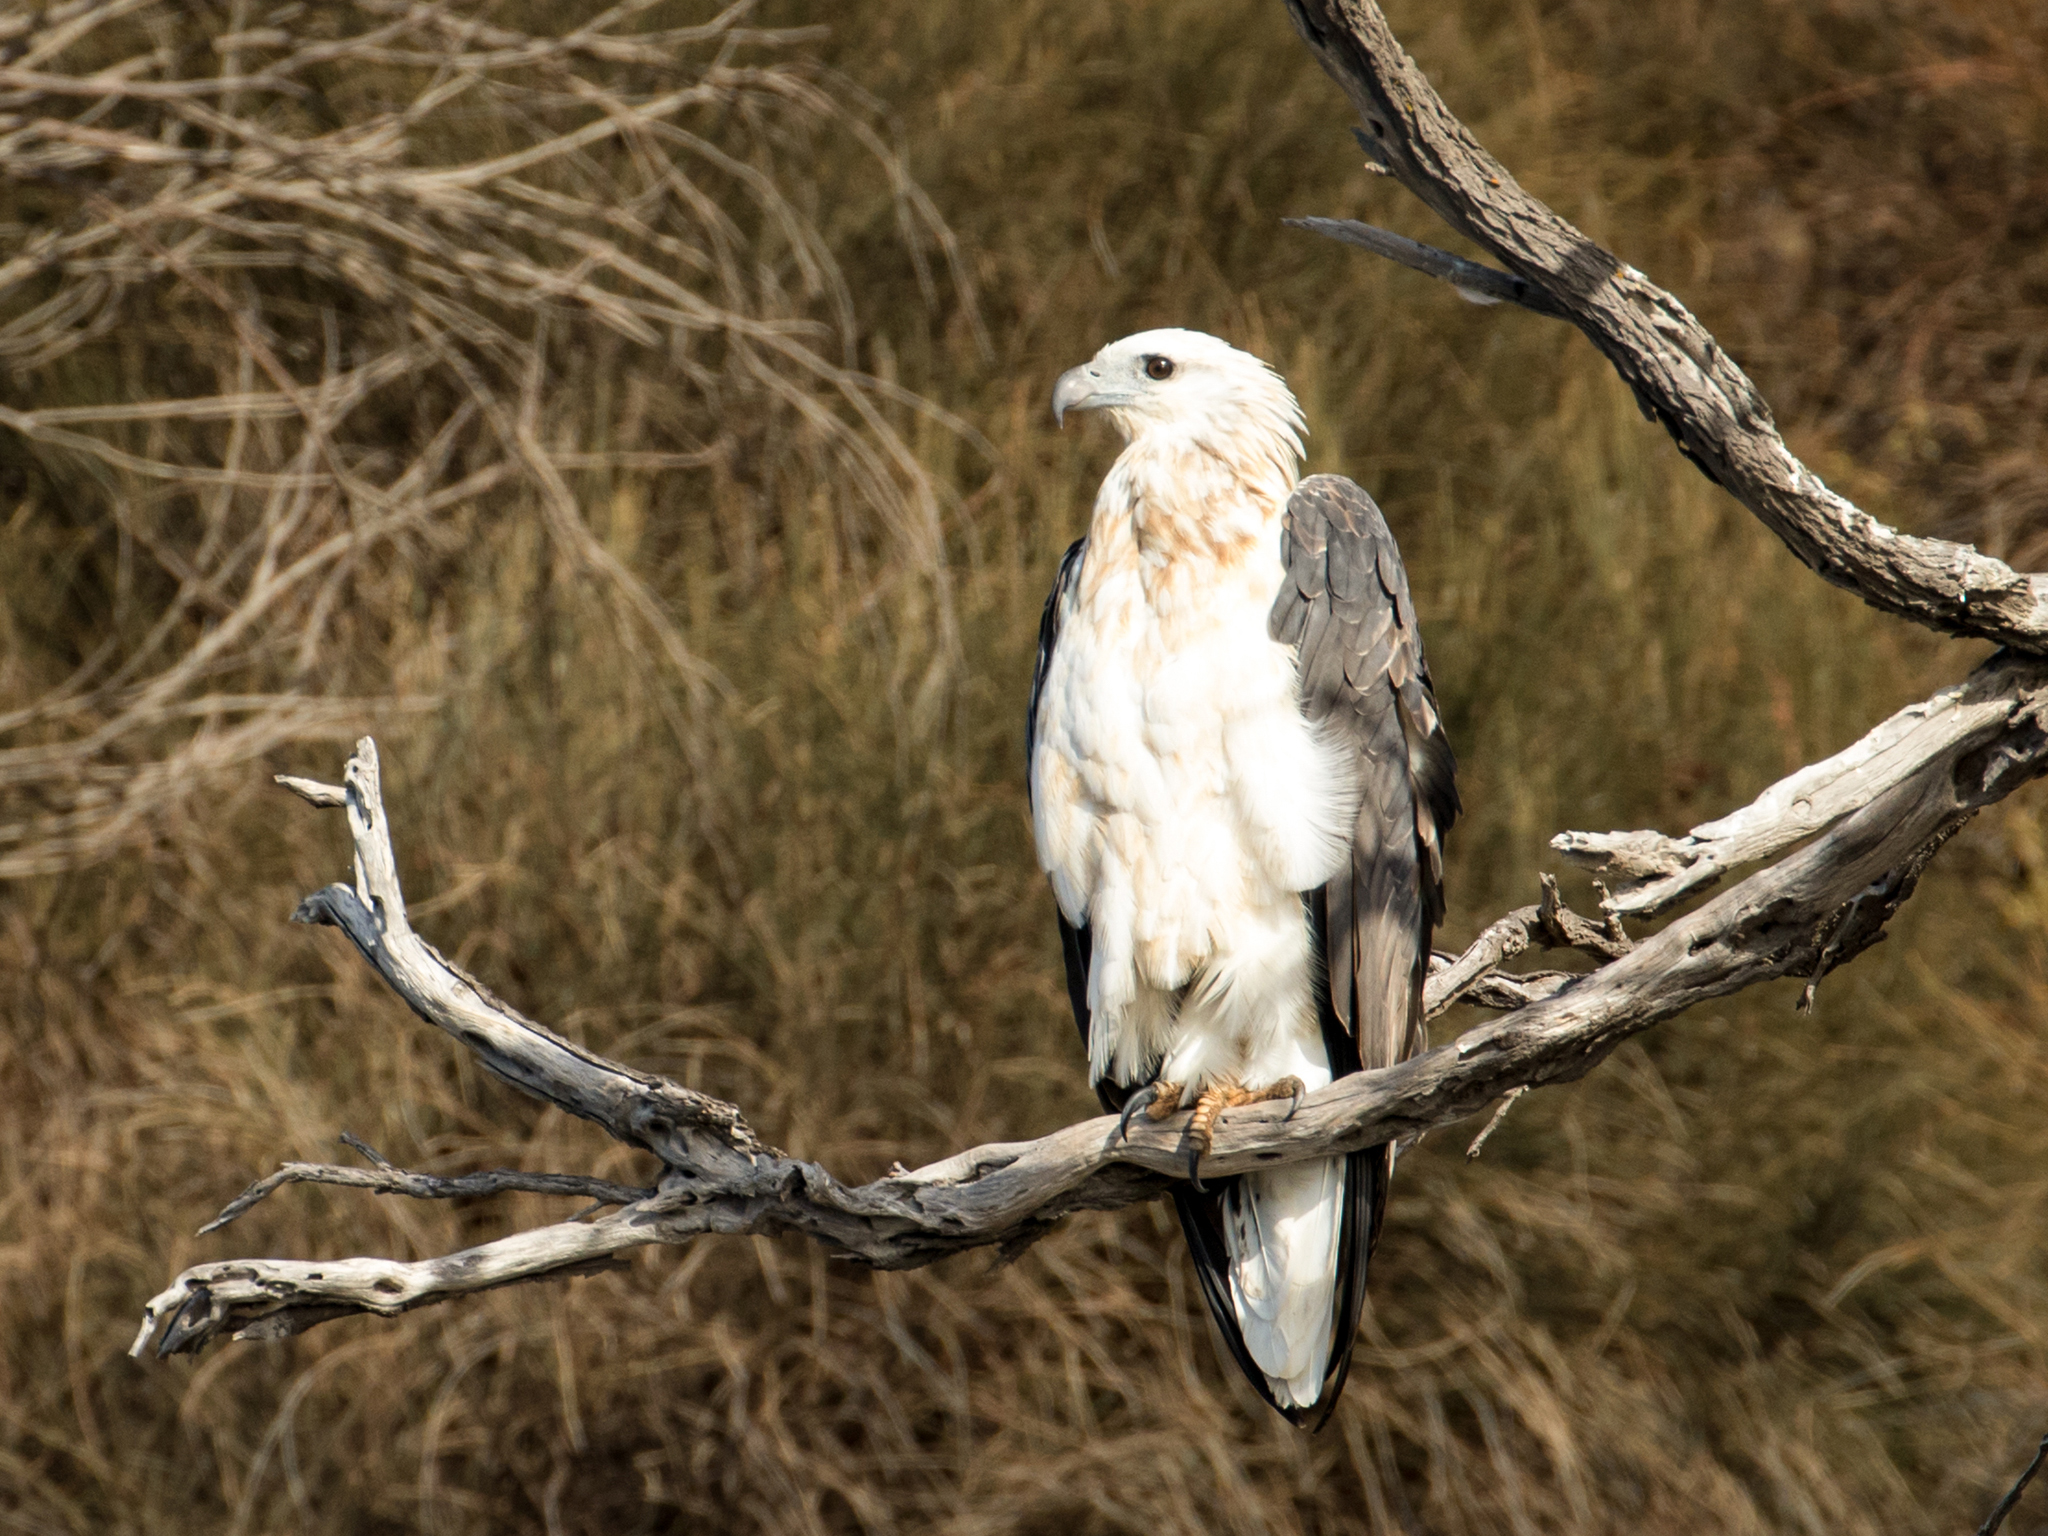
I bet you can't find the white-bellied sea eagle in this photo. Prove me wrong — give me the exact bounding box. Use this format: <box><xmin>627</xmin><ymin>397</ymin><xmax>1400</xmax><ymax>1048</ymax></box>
<box><xmin>1029</xmin><ymin>328</ymin><xmax>1458</xmax><ymax>1428</ymax></box>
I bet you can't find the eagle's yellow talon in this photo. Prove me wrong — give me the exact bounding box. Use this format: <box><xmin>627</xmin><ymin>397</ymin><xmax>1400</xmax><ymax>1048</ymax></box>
<box><xmin>1183</xmin><ymin>1079</ymin><xmax>1309</xmax><ymax>1185</ymax></box>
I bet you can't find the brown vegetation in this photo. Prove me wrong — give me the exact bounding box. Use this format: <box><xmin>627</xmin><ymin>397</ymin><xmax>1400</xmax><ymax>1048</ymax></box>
<box><xmin>3</xmin><ymin>0</ymin><xmax>2047</xmax><ymax>1531</ymax></box>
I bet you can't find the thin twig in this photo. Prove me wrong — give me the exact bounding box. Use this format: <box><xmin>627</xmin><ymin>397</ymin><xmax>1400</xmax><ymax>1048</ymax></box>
<box><xmin>198</xmin><ymin>1139</ymin><xmax>655</xmax><ymax>1235</ymax></box>
<box><xmin>1283</xmin><ymin>216</ymin><xmax>1561</xmax><ymax>315</ymax></box>
<box><xmin>1465</xmin><ymin>1087</ymin><xmax>1527</xmax><ymax>1160</ymax></box>
<box><xmin>1979</xmin><ymin>1432</ymin><xmax>2048</xmax><ymax>1536</ymax></box>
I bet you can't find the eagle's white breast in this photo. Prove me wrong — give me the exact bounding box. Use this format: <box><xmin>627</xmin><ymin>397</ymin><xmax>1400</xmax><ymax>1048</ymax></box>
<box><xmin>1030</xmin><ymin>426</ymin><xmax>1358</xmax><ymax>1092</ymax></box>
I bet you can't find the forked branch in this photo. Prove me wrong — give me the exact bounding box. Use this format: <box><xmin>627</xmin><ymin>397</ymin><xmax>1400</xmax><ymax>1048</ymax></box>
<box><xmin>133</xmin><ymin>664</ymin><xmax>2048</xmax><ymax>1354</ymax></box>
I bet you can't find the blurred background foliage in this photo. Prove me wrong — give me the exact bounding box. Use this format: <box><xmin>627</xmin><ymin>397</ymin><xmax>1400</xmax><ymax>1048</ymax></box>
<box><xmin>3</xmin><ymin>0</ymin><xmax>2047</xmax><ymax>1531</ymax></box>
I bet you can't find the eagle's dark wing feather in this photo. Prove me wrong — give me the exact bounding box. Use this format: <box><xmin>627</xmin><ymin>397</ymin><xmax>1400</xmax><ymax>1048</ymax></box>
<box><xmin>1178</xmin><ymin>476</ymin><xmax>1457</xmax><ymax>1429</ymax></box>
<box><xmin>1029</xmin><ymin>538</ymin><xmax>1118</xmax><ymax>1111</ymax></box>
<box><xmin>1278</xmin><ymin>473</ymin><xmax>1458</xmax><ymax>1086</ymax></box>
<box><xmin>1254</xmin><ymin>471</ymin><xmax>1458</xmax><ymax>1425</ymax></box>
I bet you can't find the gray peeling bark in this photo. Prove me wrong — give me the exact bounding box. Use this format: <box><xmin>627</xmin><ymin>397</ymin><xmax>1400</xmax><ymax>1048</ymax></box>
<box><xmin>131</xmin><ymin>1</ymin><xmax>2048</xmax><ymax>1364</ymax></box>
<box><xmin>1282</xmin><ymin>0</ymin><xmax>2048</xmax><ymax>653</ymax></box>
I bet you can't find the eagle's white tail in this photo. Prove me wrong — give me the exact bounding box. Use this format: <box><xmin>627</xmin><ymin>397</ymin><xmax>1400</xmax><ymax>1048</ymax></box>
<box><xmin>1222</xmin><ymin>1155</ymin><xmax>1344</xmax><ymax>1407</ymax></box>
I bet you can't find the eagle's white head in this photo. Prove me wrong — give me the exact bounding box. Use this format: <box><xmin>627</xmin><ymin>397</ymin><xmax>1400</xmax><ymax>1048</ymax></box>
<box><xmin>1051</xmin><ymin>328</ymin><xmax>1305</xmax><ymax>469</ymax></box>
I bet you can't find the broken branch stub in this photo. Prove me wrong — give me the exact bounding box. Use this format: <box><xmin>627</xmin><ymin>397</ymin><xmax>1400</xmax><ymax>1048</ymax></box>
<box><xmin>1557</xmin><ymin>658</ymin><xmax>2035</xmax><ymax>916</ymax></box>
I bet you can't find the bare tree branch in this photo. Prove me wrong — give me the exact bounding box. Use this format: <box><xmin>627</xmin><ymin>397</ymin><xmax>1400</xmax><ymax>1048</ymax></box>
<box><xmin>275</xmin><ymin>745</ymin><xmax>770</xmax><ymax>1178</ymax></box>
<box><xmin>132</xmin><ymin>669</ymin><xmax>2048</xmax><ymax>1352</ymax></box>
<box><xmin>1280</xmin><ymin>0</ymin><xmax>2048</xmax><ymax>654</ymax></box>
<box><xmin>135</xmin><ymin>1216</ymin><xmax>650</xmax><ymax>1355</ymax></box>
<box><xmin>197</xmin><ymin>1134</ymin><xmax>654</xmax><ymax>1236</ymax></box>
<box><xmin>1441</xmin><ymin>969</ymin><xmax>1575</xmax><ymax>1012</ymax></box>
<box><xmin>1420</xmin><ymin>891</ymin><xmax>1619</xmax><ymax>1018</ymax></box>
<box><xmin>1464</xmin><ymin>1087</ymin><xmax>1527</xmax><ymax>1160</ymax></box>
<box><xmin>1425</xmin><ymin>908</ymin><xmax>1543</xmax><ymax>1011</ymax></box>
<box><xmin>1979</xmin><ymin>1432</ymin><xmax>2048</xmax><ymax>1536</ymax></box>
<box><xmin>1287</xmin><ymin>213</ymin><xmax>1562</xmax><ymax>316</ymax></box>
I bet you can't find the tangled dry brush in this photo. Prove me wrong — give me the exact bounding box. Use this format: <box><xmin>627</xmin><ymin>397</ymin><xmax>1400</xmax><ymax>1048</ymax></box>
<box><xmin>0</xmin><ymin>0</ymin><xmax>980</xmax><ymax>878</ymax></box>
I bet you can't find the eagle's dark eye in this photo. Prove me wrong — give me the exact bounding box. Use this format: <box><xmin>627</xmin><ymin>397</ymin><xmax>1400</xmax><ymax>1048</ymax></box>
<box><xmin>1143</xmin><ymin>355</ymin><xmax>1175</xmax><ymax>381</ymax></box>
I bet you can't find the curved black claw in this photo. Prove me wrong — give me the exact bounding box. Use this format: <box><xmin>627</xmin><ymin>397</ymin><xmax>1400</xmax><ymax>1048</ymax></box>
<box><xmin>1186</xmin><ymin>1141</ymin><xmax>1206</xmax><ymax>1193</ymax></box>
<box><xmin>1284</xmin><ymin>1078</ymin><xmax>1305</xmax><ymax>1120</ymax></box>
<box><xmin>1116</xmin><ymin>1083</ymin><xmax>1161</xmax><ymax>1144</ymax></box>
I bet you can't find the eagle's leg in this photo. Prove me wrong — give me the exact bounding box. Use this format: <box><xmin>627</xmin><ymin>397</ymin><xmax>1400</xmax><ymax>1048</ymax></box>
<box><xmin>1114</xmin><ymin>1079</ymin><xmax>1185</xmax><ymax>1143</ymax></box>
<box><xmin>1182</xmin><ymin>1077</ymin><xmax>1308</xmax><ymax>1189</ymax></box>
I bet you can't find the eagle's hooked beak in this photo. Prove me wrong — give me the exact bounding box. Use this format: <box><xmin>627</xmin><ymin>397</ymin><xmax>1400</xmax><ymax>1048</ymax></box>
<box><xmin>1052</xmin><ymin>365</ymin><xmax>1102</xmax><ymax>427</ymax></box>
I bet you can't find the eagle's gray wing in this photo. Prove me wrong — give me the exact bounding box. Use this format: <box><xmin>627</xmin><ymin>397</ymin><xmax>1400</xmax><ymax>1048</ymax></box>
<box><xmin>1028</xmin><ymin>538</ymin><xmax>1110</xmax><ymax>1107</ymax></box>
<box><xmin>1231</xmin><ymin>471</ymin><xmax>1456</xmax><ymax>1425</ymax></box>
<box><xmin>1272</xmin><ymin>473</ymin><xmax>1458</xmax><ymax>1093</ymax></box>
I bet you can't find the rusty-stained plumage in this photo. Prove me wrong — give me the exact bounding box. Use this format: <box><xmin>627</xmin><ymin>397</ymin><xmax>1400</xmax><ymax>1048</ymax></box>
<box><xmin>1030</xmin><ymin>329</ymin><xmax>1458</xmax><ymax>1427</ymax></box>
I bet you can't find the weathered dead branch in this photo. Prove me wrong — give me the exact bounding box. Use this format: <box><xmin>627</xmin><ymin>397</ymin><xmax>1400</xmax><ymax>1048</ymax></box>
<box><xmin>270</xmin><ymin>747</ymin><xmax>770</xmax><ymax>1177</ymax></box>
<box><xmin>1281</xmin><ymin>0</ymin><xmax>2048</xmax><ymax>654</ymax></box>
<box><xmin>1556</xmin><ymin>673</ymin><xmax>2019</xmax><ymax>916</ymax></box>
<box><xmin>133</xmin><ymin>658</ymin><xmax>2048</xmax><ymax>1351</ymax></box>
<box><xmin>196</xmin><ymin>1133</ymin><xmax>654</xmax><ymax>1238</ymax></box>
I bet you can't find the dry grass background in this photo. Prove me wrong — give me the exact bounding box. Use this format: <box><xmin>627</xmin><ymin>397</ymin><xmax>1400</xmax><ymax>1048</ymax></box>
<box><xmin>3</xmin><ymin>0</ymin><xmax>2047</xmax><ymax>1531</ymax></box>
